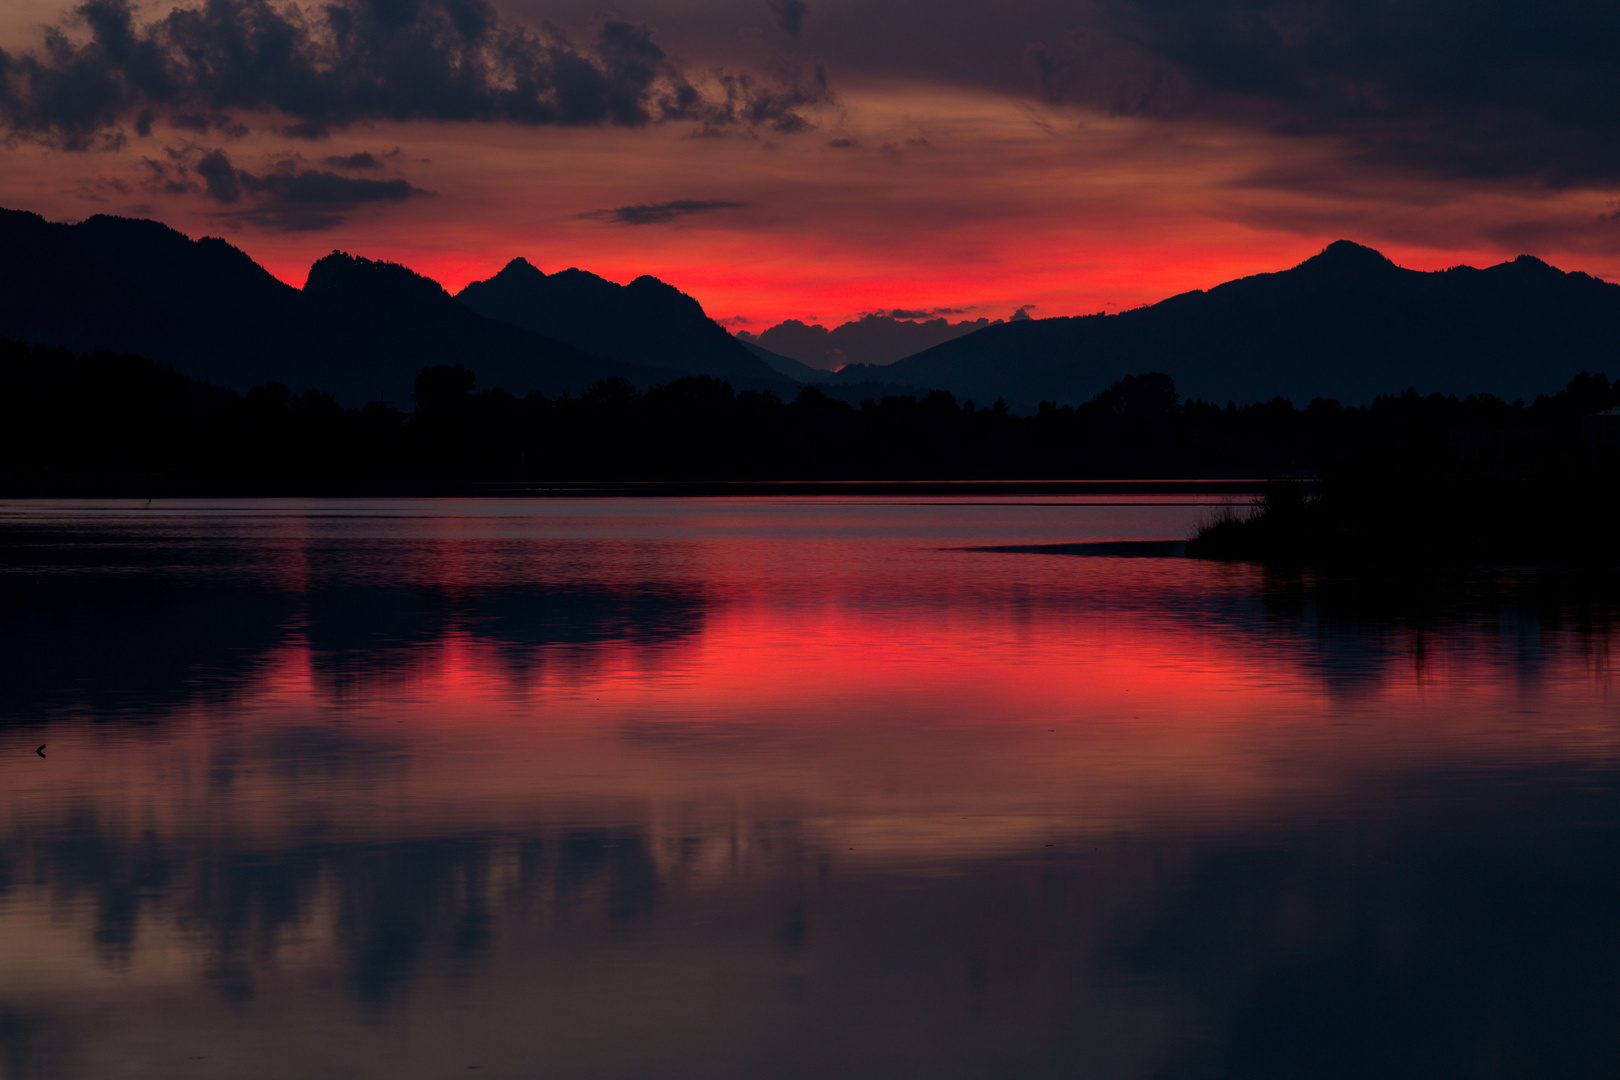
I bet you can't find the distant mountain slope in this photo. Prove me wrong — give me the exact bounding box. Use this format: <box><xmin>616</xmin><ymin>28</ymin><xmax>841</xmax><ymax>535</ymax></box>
<box><xmin>0</xmin><ymin>208</ymin><xmax>718</xmax><ymax>404</ymax></box>
<box><xmin>457</xmin><ymin>258</ymin><xmax>783</xmax><ymax>386</ymax></box>
<box><xmin>737</xmin><ymin>338</ymin><xmax>826</xmax><ymax>383</ymax></box>
<box><xmin>0</xmin><ymin>207</ymin><xmax>303</xmax><ymax>371</ymax></box>
<box><xmin>739</xmin><ymin>313</ymin><xmax>996</xmax><ymax>369</ymax></box>
<box><xmin>295</xmin><ymin>251</ymin><xmax>655</xmax><ymax>402</ymax></box>
<box><xmin>828</xmin><ymin>242</ymin><xmax>1620</xmax><ymax>406</ymax></box>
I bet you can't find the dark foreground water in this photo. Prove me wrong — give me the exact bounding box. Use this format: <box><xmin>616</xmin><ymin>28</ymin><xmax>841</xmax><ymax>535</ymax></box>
<box><xmin>3</xmin><ymin>498</ymin><xmax>1620</xmax><ymax>1080</ymax></box>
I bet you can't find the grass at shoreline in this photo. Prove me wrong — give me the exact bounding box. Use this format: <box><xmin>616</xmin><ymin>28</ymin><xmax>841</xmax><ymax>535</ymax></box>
<box><xmin>1186</xmin><ymin>471</ymin><xmax>1620</xmax><ymax>567</ymax></box>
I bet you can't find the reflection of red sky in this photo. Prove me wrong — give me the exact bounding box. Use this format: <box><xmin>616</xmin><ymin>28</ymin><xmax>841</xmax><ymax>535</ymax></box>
<box><xmin>6</xmin><ymin>585</ymin><xmax>1619</xmax><ymax>871</ymax></box>
<box><xmin>5</xmin><ymin>595</ymin><xmax>1615</xmax><ymax>1080</ymax></box>
<box><xmin>5</xmin><ymin>499</ymin><xmax>1618</xmax><ymax>859</ymax></box>
<box><xmin>229</xmin><ymin>590</ymin><xmax>1620</xmax><ymax>806</ymax></box>
<box><xmin>325</xmin><ymin>598</ymin><xmax>1613</xmax><ymax>736</ymax></box>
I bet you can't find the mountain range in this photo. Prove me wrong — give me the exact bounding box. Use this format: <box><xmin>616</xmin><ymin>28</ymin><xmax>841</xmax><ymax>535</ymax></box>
<box><xmin>2</xmin><ymin>206</ymin><xmax>1617</xmax><ymax>410</ymax></box>
<box><xmin>826</xmin><ymin>242</ymin><xmax>1620</xmax><ymax>406</ymax></box>
<box><xmin>737</xmin><ymin>313</ymin><xmax>1002</xmax><ymax>370</ymax></box>
<box><xmin>0</xmin><ymin>207</ymin><xmax>789</xmax><ymax>405</ymax></box>
<box><xmin>456</xmin><ymin>258</ymin><xmax>773</xmax><ymax>385</ymax></box>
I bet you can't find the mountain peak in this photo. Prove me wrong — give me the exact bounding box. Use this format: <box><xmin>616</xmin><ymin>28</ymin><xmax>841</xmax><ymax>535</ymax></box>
<box><xmin>302</xmin><ymin>250</ymin><xmax>449</xmax><ymax>301</ymax></box>
<box><xmin>494</xmin><ymin>256</ymin><xmax>545</xmax><ymax>281</ymax></box>
<box><xmin>1508</xmin><ymin>253</ymin><xmax>1561</xmax><ymax>274</ymax></box>
<box><xmin>302</xmin><ymin>250</ymin><xmax>361</xmax><ymax>292</ymax></box>
<box><xmin>455</xmin><ymin>259</ymin><xmax>778</xmax><ymax>383</ymax></box>
<box><xmin>1293</xmin><ymin>240</ymin><xmax>1398</xmax><ymax>276</ymax></box>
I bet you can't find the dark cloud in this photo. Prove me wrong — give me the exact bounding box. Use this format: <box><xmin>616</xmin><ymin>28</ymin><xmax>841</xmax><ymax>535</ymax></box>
<box><xmin>1482</xmin><ymin>215</ymin><xmax>1620</xmax><ymax>255</ymax></box>
<box><xmin>170</xmin><ymin>111</ymin><xmax>247</xmax><ymax>137</ymax></box>
<box><xmin>154</xmin><ymin>146</ymin><xmax>432</xmax><ymax>230</ymax></box>
<box><xmin>580</xmin><ymin>199</ymin><xmax>748</xmax><ymax>226</ymax></box>
<box><xmin>642</xmin><ymin>0</ymin><xmax>1620</xmax><ymax>190</ymax></box>
<box><xmin>324</xmin><ymin>152</ymin><xmax>384</xmax><ymax>171</ymax></box>
<box><xmin>139</xmin><ymin>153</ymin><xmax>192</xmax><ymax>197</ymax></box>
<box><xmin>826</xmin><ymin>137</ymin><xmax>857</xmax><ymax>148</ymax></box>
<box><xmin>688</xmin><ymin>64</ymin><xmax>831</xmax><ymax>136</ymax></box>
<box><xmin>1026</xmin><ymin>0</ymin><xmax>1620</xmax><ymax>185</ymax></box>
<box><xmin>0</xmin><ymin>0</ymin><xmax>833</xmax><ymax>148</ymax></box>
<box><xmin>245</xmin><ymin>167</ymin><xmax>428</xmax><ymax>207</ymax></box>
<box><xmin>769</xmin><ymin>0</ymin><xmax>809</xmax><ymax>38</ymax></box>
<box><xmin>280</xmin><ymin>121</ymin><xmax>330</xmax><ymax>141</ymax></box>
<box><xmin>195</xmin><ymin>148</ymin><xmax>242</xmax><ymax>203</ymax></box>
<box><xmin>875</xmin><ymin>306</ymin><xmax>971</xmax><ymax>319</ymax></box>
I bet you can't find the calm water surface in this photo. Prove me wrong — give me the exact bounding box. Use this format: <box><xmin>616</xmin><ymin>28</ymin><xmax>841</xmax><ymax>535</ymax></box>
<box><xmin>3</xmin><ymin>497</ymin><xmax>1619</xmax><ymax>1079</ymax></box>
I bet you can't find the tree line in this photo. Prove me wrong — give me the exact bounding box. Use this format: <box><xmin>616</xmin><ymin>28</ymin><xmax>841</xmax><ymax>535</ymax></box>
<box><xmin>1</xmin><ymin>338</ymin><xmax>1616</xmax><ymax>495</ymax></box>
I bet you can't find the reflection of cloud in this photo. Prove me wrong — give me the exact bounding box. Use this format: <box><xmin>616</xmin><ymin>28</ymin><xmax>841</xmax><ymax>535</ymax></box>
<box><xmin>578</xmin><ymin>199</ymin><xmax>749</xmax><ymax>226</ymax></box>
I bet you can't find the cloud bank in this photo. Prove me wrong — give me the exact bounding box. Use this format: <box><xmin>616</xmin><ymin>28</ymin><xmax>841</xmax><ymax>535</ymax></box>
<box><xmin>140</xmin><ymin>145</ymin><xmax>432</xmax><ymax>229</ymax></box>
<box><xmin>0</xmin><ymin>0</ymin><xmax>833</xmax><ymax>148</ymax></box>
<box><xmin>1026</xmin><ymin>0</ymin><xmax>1620</xmax><ymax>185</ymax></box>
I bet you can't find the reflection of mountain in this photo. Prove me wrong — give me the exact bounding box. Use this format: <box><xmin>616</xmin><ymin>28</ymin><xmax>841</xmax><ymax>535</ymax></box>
<box><xmin>0</xmin><ymin>521</ymin><xmax>711</xmax><ymax>723</ymax></box>
<box><xmin>7</xmin><ymin>510</ymin><xmax>1620</xmax><ymax>1075</ymax></box>
<box><xmin>1101</xmin><ymin>765</ymin><xmax>1620</xmax><ymax>1077</ymax></box>
<box><xmin>827</xmin><ymin>241</ymin><xmax>1620</xmax><ymax>406</ymax></box>
<box><xmin>5</xmin><ymin>515</ymin><xmax>1617</xmax><ymax>724</ymax></box>
<box><xmin>0</xmin><ymin>576</ymin><xmax>297</xmax><ymax>724</ymax></box>
<box><xmin>1223</xmin><ymin>566</ymin><xmax>1620</xmax><ymax>696</ymax></box>
<box><xmin>301</xmin><ymin>582</ymin><xmax>710</xmax><ymax>692</ymax></box>
<box><xmin>7</xmin><ymin>765</ymin><xmax>1620</xmax><ymax>1076</ymax></box>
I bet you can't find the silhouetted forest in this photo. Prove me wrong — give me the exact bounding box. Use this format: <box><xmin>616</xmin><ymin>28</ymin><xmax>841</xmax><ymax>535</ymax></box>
<box><xmin>2</xmin><ymin>338</ymin><xmax>1618</xmax><ymax>502</ymax></box>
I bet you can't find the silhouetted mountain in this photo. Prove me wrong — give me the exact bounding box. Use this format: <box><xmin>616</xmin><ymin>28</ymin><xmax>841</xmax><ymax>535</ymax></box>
<box><xmin>0</xmin><ymin>207</ymin><xmax>302</xmax><ymax>371</ymax></box>
<box><xmin>0</xmin><ymin>208</ymin><xmax>740</xmax><ymax>404</ymax></box>
<box><xmin>828</xmin><ymin>242</ymin><xmax>1620</xmax><ymax>406</ymax></box>
<box><xmin>294</xmin><ymin>251</ymin><xmax>660</xmax><ymax>402</ymax></box>
<box><xmin>457</xmin><ymin>259</ymin><xmax>783</xmax><ymax>386</ymax></box>
<box><xmin>737</xmin><ymin>338</ymin><xmax>827</xmax><ymax>382</ymax></box>
<box><xmin>740</xmin><ymin>313</ymin><xmax>996</xmax><ymax>369</ymax></box>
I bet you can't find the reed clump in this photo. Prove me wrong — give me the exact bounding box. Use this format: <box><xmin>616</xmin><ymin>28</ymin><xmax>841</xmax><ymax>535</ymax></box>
<box><xmin>1188</xmin><ymin>467</ymin><xmax>1620</xmax><ymax>567</ymax></box>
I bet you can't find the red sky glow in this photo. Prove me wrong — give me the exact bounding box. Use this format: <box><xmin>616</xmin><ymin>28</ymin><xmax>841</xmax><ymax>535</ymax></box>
<box><xmin>4</xmin><ymin>0</ymin><xmax>1619</xmax><ymax>327</ymax></box>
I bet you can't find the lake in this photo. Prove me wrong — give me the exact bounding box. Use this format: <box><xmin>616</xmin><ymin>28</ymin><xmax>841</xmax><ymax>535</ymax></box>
<box><xmin>2</xmin><ymin>497</ymin><xmax>1619</xmax><ymax>1079</ymax></box>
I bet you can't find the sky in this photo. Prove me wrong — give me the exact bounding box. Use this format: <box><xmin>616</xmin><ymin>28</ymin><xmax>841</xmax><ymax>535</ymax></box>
<box><xmin>3</xmin><ymin>0</ymin><xmax>1620</xmax><ymax>328</ymax></box>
